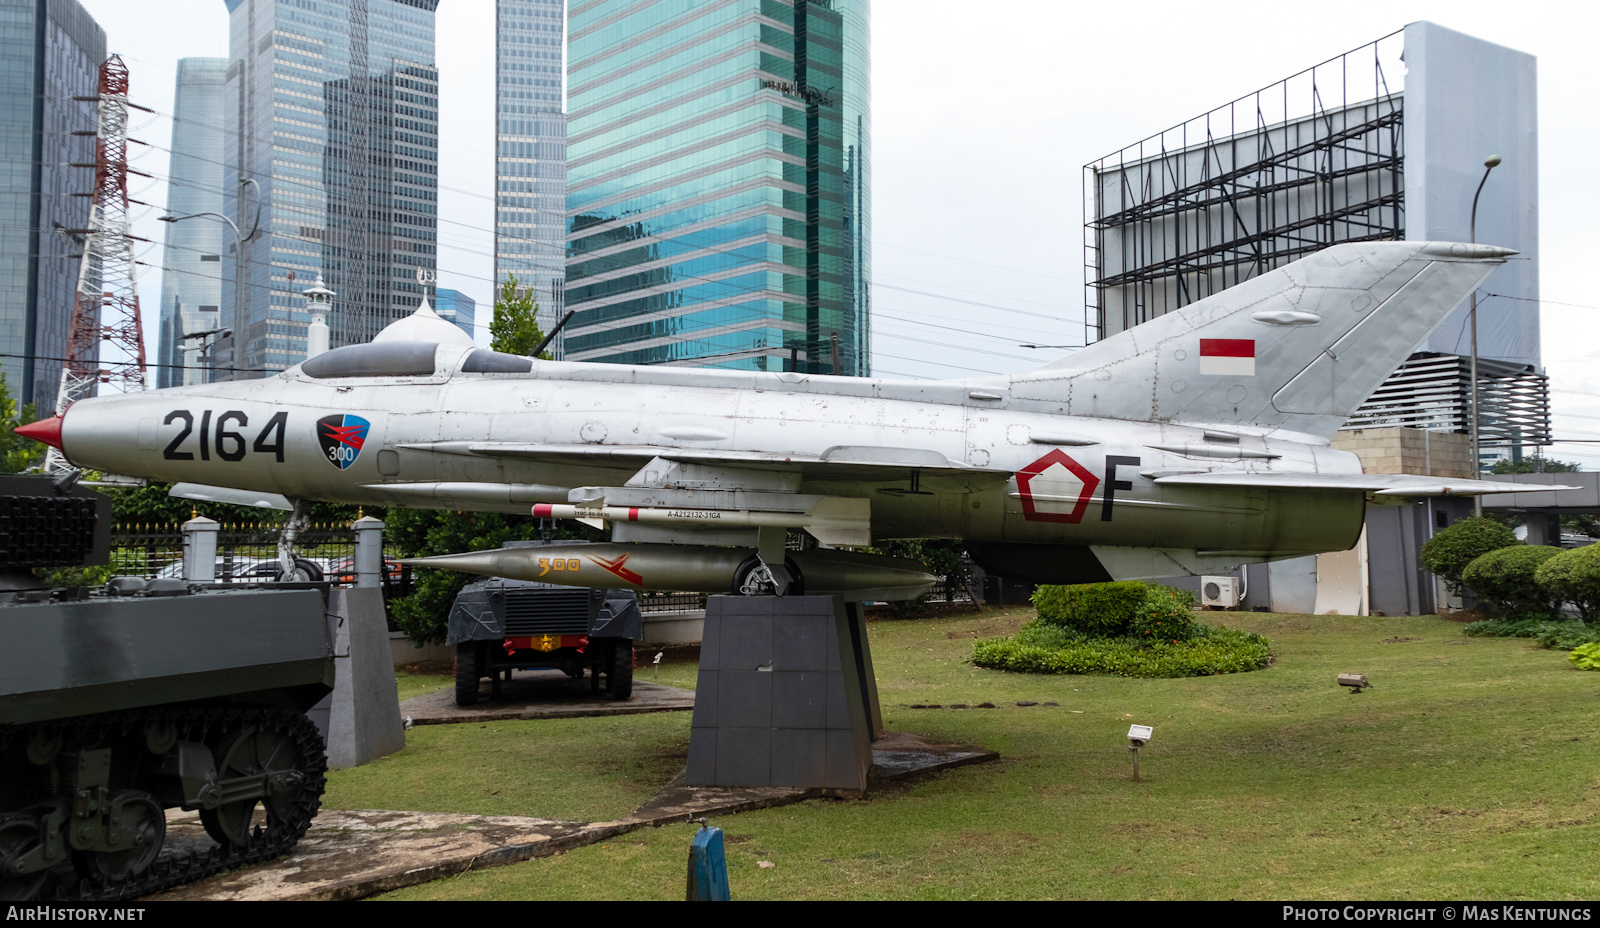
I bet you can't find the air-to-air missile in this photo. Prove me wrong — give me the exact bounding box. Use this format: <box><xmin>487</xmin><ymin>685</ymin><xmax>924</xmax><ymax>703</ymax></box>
<box><xmin>15</xmin><ymin>241</ymin><xmax>1570</xmax><ymax>600</ymax></box>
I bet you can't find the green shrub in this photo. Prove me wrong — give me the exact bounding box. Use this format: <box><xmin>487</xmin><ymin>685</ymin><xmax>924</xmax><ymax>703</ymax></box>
<box><xmin>1031</xmin><ymin>581</ymin><xmax>1147</xmax><ymax>636</ymax></box>
<box><xmin>1462</xmin><ymin>618</ymin><xmax>1547</xmax><ymax>639</ymax></box>
<box><xmin>1538</xmin><ymin>623</ymin><xmax>1600</xmax><ymax>651</ymax></box>
<box><xmin>1461</xmin><ymin>545</ymin><xmax>1563</xmax><ymax>618</ymax></box>
<box><xmin>1536</xmin><ymin>544</ymin><xmax>1600</xmax><ymax>622</ymax></box>
<box><xmin>1569</xmin><ymin>642</ymin><xmax>1600</xmax><ymax>670</ymax></box>
<box><xmin>1129</xmin><ymin>584</ymin><xmax>1201</xmax><ymax>643</ymax></box>
<box><xmin>1421</xmin><ymin>517</ymin><xmax>1519</xmax><ymax>596</ymax></box>
<box><xmin>1460</xmin><ymin>618</ymin><xmax>1599</xmax><ymax>650</ymax></box>
<box><xmin>972</xmin><ymin>623</ymin><xmax>1270</xmax><ymax>678</ymax></box>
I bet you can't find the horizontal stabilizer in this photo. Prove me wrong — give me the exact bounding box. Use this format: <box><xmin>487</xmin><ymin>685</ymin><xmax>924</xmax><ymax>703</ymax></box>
<box><xmin>1153</xmin><ymin>472</ymin><xmax>1578</xmax><ymax>499</ymax></box>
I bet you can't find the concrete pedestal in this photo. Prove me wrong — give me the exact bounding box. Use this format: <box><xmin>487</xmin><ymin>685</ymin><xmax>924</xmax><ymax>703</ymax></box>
<box><xmin>684</xmin><ymin>595</ymin><xmax>881</xmax><ymax>794</ymax></box>
<box><xmin>309</xmin><ymin>587</ymin><xmax>406</xmax><ymax>769</ymax></box>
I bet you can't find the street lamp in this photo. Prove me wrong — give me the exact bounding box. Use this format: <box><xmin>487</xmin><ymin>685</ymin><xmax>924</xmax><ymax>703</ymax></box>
<box><xmin>159</xmin><ymin>177</ymin><xmax>261</xmax><ymax>382</ymax></box>
<box><xmin>1469</xmin><ymin>154</ymin><xmax>1502</xmax><ymax>514</ymax></box>
<box><xmin>180</xmin><ymin>326</ymin><xmax>231</xmax><ymax>382</ymax></box>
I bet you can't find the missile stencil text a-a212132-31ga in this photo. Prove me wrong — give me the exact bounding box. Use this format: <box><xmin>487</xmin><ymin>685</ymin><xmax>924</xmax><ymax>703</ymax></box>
<box><xmin>16</xmin><ymin>241</ymin><xmax>1570</xmax><ymax>600</ymax></box>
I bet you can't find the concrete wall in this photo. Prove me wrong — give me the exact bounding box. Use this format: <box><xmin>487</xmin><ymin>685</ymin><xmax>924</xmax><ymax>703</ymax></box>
<box><xmin>1331</xmin><ymin>426</ymin><xmax>1473</xmax><ymax>478</ymax></box>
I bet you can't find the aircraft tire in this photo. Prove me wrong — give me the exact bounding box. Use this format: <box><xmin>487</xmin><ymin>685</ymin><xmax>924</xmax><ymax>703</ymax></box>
<box><xmin>730</xmin><ymin>555</ymin><xmax>805</xmax><ymax>596</ymax></box>
<box><xmin>454</xmin><ymin>643</ymin><xmax>481</xmax><ymax>707</ymax></box>
<box><xmin>274</xmin><ymin>557</ymin><xmax>324</xmax><ymax>582</ymax></box>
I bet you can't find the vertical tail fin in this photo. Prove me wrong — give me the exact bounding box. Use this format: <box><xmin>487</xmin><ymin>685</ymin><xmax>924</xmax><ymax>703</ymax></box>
<box><xmin>1010</xmin><ymin>241</ymin><xmax>1513</xmax><ymax>439</ymax></box>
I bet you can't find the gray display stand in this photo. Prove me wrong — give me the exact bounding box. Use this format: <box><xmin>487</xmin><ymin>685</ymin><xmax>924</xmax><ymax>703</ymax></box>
<box><xmin>308</xmin><ymin>587</ymin><xmax>406</xmax><ymax>769</ymax></box>
<box><xmin>685</xmin><ymin>595</ymin><xmax>882</xmax><ymax>794</ymax></box>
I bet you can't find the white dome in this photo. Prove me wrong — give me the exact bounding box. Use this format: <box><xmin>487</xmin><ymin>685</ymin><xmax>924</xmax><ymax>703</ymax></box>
<box><xmin>372</xmin><ymin>296</ymin><xmax>475</xmax><ymax>347</ymax></box>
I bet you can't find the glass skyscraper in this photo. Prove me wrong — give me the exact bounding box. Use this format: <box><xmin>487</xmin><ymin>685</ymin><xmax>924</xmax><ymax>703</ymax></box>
<box><xmin>157</xmin><ymin>57</ymin><xmax>228</xmax><ymax>389</ymax></box>
<box><xmin>0</xmin><ymin>0</ymin><xmax>104</xmax><ymax>405</ymax></box>
<box><xmin>222</xmin><ymin>0</ymin><xmax>439</xmax><ymax>375</ymax></box>
<box><xmin>495</xmin><ymin>0</ymin><xmax>567</xmax><ymax>358</ymax></box>
<box><xmin>563</xmin><ymin>0</ymin><xmax>870</xmax><ymax>374</ymax></box>
<box><xmin>434</xmin><ymin>286</ymin><xmax>474</xmax><ymax>339</ymax></box>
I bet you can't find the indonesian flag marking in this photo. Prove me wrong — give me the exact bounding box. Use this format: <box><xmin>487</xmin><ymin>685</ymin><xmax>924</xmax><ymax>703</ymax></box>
<box><xmin>1199</xmin><ymin>338</ymin><xmax>1255</xmax><ymax>376</ymax></box>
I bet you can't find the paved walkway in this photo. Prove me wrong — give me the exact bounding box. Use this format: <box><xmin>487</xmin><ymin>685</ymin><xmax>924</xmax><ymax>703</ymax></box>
<box><xmin>149</xmin><ymin>731</ymin><xmax>997</xmax><ymax>901</ymax></box>
<box><xmin>401</xmin><ymin>671</ymin><xmax>696</xmax><ymax>724</ymax></box>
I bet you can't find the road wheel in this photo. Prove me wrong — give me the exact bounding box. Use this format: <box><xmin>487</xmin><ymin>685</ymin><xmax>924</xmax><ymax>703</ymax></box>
<box><xmin>604</xmin><ymin>639</ymin><xmax>633</xmax><ymax>701</ymax></box>
<box><xmin>454</xmin><ymin>643</ymin><xmax>481</xmax><ymax>707</ymax></box>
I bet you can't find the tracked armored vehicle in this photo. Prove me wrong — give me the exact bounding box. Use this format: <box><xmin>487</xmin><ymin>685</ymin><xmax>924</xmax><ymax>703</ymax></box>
<box><xmin>0</xmin><ymin>475</ymin><xmax>334</xmax><ymax>901</ymax></box>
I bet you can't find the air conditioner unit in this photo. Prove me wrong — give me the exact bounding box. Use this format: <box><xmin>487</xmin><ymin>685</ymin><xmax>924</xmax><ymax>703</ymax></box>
<box><xmin>1201</xmin><ymin>576</ymin><xmax>1239</xmax><ymax>609</ymax></box>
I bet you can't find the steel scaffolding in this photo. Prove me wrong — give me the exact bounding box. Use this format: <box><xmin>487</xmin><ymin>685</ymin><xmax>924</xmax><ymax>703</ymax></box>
<box><xmin>1084</xmin><ymin>31</ymin><xmax>1405</xmax><ymax>343</ymax></box>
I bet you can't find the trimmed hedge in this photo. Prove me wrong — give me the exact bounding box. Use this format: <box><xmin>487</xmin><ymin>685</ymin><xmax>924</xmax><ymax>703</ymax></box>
<box><xmin>1461</xmin><ymin>545</ymin><xmax>1563</xmax><ymax>618</ymax></box>
<box><xmin>972</xmin><ymin>621</ymin><xmax>1271</xmax><ymax>678</ymax></box>
<box><xmin>1130</xmin><ymin>584</ymin><xmax>1201</xmax><ymax>642</ymax></box>
<box><xmin>1032</xmin><ymin>581</ymin><xmax>1147</xmax><ymax>636</ymax></box>
<box><xmin>1420</xmin><ymin>517</ymin><xmax>1518</xmax><ymax>596</ymax></box>
<box><xmin>1536</xmin><ymin>544</ymin><xmax>1600</xmax><ymax>622</ymax></box>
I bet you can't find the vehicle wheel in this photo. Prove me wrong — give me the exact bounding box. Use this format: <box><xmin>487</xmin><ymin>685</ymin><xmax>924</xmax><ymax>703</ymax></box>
<box><xmin>200</xmin><ymin>723</ymin><xmax>302</xmax><ymax>850</ymax></box>
<box><xmin>274</xmin><ymin>557</ymin><xmax>324</xmax><ymax>582</ymax></box>
<box><xmin>604</xmin><ymin>639</ymin><xmax>633</xmax><ymax>701</ymax></box>
<box><xmin>0</xmin><ymin>813</ymin><xmax>46</xmax><ymax>901</ymax></box>
<box><xmin>73</xmin><ymin>791</ymin><xmax>164</xmax><ymax>883</ymax></box>
<box><xmin>454</xmin><ymin>643</ymin><xmax>481</xmax><ymax>707</ymax></box>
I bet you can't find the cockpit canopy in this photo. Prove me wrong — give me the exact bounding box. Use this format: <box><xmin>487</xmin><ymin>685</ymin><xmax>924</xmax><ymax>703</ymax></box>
<box><xmin>299</xmin><ymin>341</ymin><xmax>534</xmax><ymax>379</ymax></box>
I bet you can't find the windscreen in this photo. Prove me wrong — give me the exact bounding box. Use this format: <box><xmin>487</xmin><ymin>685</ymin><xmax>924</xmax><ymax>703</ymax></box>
<box><xmin>460</xmin><ymin>349</ymin><xmax>534</xmax><ymax>374</ymax></box>
<box><xmin>301</xmin><ymin>342</ymin><xmax>438</xmax><ymax>378</ymax></box>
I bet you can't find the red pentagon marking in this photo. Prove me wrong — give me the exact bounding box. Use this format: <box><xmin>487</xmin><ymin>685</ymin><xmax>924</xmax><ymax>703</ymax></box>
<box><xmin>1015</xmin><ymin>449</ymin><xmax>1101</xmax><ymax>523</ymax></box>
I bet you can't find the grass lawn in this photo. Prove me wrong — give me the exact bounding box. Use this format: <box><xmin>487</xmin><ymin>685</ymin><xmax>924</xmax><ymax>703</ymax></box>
<box><xmin>340</xmin><ymin>609</ymin><xmax>1599</xmax><ymax>901</ymax></box>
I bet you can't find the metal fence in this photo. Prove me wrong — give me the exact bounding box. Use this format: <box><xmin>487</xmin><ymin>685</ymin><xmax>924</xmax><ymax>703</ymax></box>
<box><xmin>108</xmin><ymin>522</ymin><xmax>391</xmax><ymax>584</ymax></box>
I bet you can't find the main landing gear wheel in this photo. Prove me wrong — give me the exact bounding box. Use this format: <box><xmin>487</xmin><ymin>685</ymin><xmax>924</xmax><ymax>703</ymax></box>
<box><xmin>73</xmin><ymin>791</ymin><xmax>163</xmax><ymax>883</ymax></box>
<box><xmin>731</xmin><ymin>556</ymin><xmax>804</xmax><ymax>596</ymax></box>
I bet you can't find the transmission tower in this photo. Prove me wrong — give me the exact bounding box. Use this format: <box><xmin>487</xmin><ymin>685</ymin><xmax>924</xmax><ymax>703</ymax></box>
<box><xmin>46</xmin><ymin>54</ymin><xmax>150</xmax><ymax>474</ymax></box>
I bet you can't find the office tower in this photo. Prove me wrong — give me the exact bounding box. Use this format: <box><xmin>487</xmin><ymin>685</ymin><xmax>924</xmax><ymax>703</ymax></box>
<box><xmin>495</xmin><ymin>0</ymin><xmax>567</xmax><ymax>358</ymax></box>
<box><xmin>157</xmin><ymin>58</ymin><xmax>228</xmax><ymax>388</ymax></box>
<box><xmin>0</xmin><ymin>0</ymin><xmax>104</xmax><ymax>404</ymax></box>
<box><xmin>434</xmin><ymin>287</ymin><xmax>474</xmax><ymax>339</ymax></box>
<box><xmin>563</xmin><ymin>0</ymin><xmax>871</xmax><ymax>373</ymax></box>
<box><xmin>222</xmin><ymin>0</ymin><xmax>439</xmax><ymax>375</ymax></box>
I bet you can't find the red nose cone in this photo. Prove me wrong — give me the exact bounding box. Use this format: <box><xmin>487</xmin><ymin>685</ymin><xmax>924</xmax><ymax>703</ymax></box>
<box><xmin>15</xmin><ymin>415</ymin><xmax>64</xmax><ymax>451</ymax></box>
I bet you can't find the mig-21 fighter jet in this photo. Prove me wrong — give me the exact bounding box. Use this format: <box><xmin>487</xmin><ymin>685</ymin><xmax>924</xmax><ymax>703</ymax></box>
<box><xmin>16</xmin><ymin>241</ymin><xmax>1561</xmax><ymax>600</ymax></box>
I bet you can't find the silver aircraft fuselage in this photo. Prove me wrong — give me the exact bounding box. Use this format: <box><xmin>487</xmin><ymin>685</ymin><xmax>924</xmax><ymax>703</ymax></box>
<box><xmin>32</xmin><ymin>242</ymin><xmax>1547</xmax><ymax>584</ymax></box>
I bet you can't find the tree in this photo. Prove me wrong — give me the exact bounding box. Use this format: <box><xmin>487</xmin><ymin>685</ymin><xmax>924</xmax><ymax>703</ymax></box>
<box><xmin>489</xmin><ymin>273</ymin><xmax>551</xmax><ymax>359</ymax></box>
<box><xmin>1489</xmin><ymin>458</ymin><xmax>1580</xmax><ymax>475</ymax></box>
<box><xmin>0</xmin><ymin>373</ymin><xmax>43</xmax><ymax>474</ymax></box>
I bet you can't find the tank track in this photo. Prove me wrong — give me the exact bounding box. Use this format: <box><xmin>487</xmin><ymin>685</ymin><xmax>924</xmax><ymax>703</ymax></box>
<box><xmin>0</xmin><ymin>704</ymin><xmax>327</xmax><ymax>902</ymax></box>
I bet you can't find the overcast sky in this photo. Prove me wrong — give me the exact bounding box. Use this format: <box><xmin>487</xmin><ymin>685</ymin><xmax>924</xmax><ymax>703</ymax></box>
<box><xmin>79</xmin><ymin>0</ymin><xmax>1600</xmax><ymax>464</ymax></box>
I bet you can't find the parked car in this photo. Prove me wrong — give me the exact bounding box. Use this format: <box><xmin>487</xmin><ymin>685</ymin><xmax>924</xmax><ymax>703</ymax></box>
<box><xmin>153</xmin><ymin>556</ymin><xmax>326</xmax><ymax>582</ymax></box>
<box><xmin>325</xmin><ymin>555</ymin><xmax>402</xmax><ymax>586</ymax></box>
